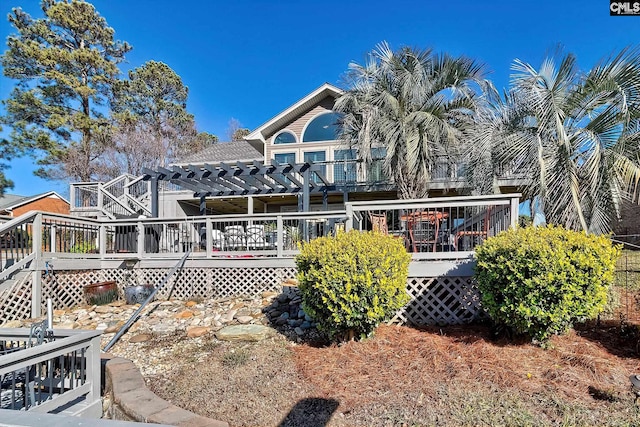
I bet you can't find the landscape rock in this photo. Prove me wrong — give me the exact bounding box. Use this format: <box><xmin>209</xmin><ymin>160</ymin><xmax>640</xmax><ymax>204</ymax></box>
<box><xmin>175</xmin><ymin>310</ymin><xmax>194</xmax><ymax>319</ymax></box>
<box><xmin>215</xmin><ymin>324</ymin><xmax>274</xmax><ymax>342</ymax></box>
<box><xmin>236</xmin><ymin>316</ymin><xmax>253</xmax><ymax>324</ymax></box>
<box><xmin>186</xmin><ymin>326</ymin><xmax>211</xmax><ymax>338</ymax></box>
<box><xmin>221</xmin><ymin>309</ymin><xmax>237</xmax><ymax>323</ymax></box>
<box><xmin>129</xmin><ymin>333</ymin><xmax>152</xmax><ymax>343</ymax></box>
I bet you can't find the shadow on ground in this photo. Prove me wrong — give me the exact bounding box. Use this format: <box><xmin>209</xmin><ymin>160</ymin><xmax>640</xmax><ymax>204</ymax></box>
<box><xmin>575</xmin><ymin>318</ymin><xmax>640</xmax><ymax>359</ymax></box>
<box><xmin>262</xmin><ymin>289</ymin><xmax>330</xmax><ymax>347</ymax></box>
<box><xmin>278</xmin><ymin>397</ymin><xmax>340</xmax><ymax>427</ymax></box>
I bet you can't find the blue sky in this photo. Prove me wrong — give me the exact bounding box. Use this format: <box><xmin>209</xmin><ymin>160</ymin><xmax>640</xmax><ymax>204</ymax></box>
<box><xmin>1</xmin><ymin>0</ymin><xmax>638</xmax><ymax>198</ymax></box>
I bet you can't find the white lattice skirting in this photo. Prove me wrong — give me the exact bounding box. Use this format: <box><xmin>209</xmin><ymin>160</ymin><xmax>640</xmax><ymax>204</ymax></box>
<box><xmin>1</xmin><ymin>269</ymin><xmax>483</xmax><ymax>327</ymax></box>
<box><xmin>392</xmin><ymin>276</ymin><xmax>483</xmax><ymax>326</ymax></box>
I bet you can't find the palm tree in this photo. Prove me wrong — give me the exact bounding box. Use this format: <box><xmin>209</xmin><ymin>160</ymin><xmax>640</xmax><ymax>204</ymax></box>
<box><xmin>335</xmin><ymin>42</ymin><xmax>487</xmax><ymax>199</ymax></box>
<box><xmin>469</xmin><ymin>48</ymin><xmax>640</xmax><ymax>233</ymax></box>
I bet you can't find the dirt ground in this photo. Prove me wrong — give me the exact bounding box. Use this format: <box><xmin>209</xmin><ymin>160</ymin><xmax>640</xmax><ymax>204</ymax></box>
<box><xmin>142</xmin><ymin>320</ymin><xmax>640</xmax><ymax>427</ymax></box>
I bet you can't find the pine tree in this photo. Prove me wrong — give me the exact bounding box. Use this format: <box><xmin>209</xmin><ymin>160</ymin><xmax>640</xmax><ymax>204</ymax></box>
<box><xmin>1</xmin><ymin>0</ymin><xmax>131</xmax><ymax>182</ymax></box>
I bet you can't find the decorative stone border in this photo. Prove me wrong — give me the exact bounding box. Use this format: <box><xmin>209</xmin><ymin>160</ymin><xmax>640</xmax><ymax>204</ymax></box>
<box><xmin>104</xmin><ymin>356</ymin><xmax>228</xmax><ymax>427</ymax></box>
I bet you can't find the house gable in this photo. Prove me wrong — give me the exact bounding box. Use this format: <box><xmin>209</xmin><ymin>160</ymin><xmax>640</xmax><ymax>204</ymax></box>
<box><xmin>245</xmin><ymin>83</ymin><xmax>344</xmax><ymax>147</ymax></box>
<box><xmin>0</xmin><ymin>191</ymin><xmax>70</xmax><ymax>216</ymax></box>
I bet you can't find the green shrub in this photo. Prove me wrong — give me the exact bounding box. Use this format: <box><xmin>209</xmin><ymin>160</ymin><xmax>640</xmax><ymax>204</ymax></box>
<box><xmin>474</xmin><ymin>225</ymin><xmax>620</xmax><ymax>344</ymax></box>
<box><xmin>296</xmin><ymin>230</ymin><xmax>410</xmax><ymax>341</ymax></box>
<box><xmin>70</xmin><ymin>240</ymin><xmax>97</xmax><ymax>253</ymax></box>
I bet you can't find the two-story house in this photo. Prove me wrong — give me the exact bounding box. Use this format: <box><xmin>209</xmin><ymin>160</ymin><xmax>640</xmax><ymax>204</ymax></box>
<box><xmin>71</xmin><ymin>83</ymin><xmax>524</xmax><ymax>219</ymax></box>
<box><xmin>155</xmin><ymin>82</ymin><xmax>481</xmax><ymax>218</ymax></box>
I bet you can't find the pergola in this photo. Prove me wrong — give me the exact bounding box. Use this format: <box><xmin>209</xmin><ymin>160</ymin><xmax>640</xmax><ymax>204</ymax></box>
<box><xmin>142</xmin><ymin>160</ymin><xmax>339</xmax><ymax>217</ymax></box>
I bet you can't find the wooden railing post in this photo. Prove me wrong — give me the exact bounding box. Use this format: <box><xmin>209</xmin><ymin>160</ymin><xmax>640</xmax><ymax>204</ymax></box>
<box><xmin>99</xmin><ymin>224</ymin><xmax>106</xmax><ymax>258</ymax></box>
<box><xmin>205</xmin><ymin>217</ymin><xmax>213</xmax><ymax>258</ymax></box>
<box><xmin>69</xmin><ymin>185</ymin><xmax>76</xmax><ymax>209</ymax></box>
<box><xmin>137</xmin><ymin>220</ymin><xmax>144</xmax><ymax>258</ymax></box>
<box><xmin>345</xmin><ymin>203</ymin><xmax>354</xmax><ymax>231</ymax></box>
<box><xmin>276</xmin><ymin>215</ymin><xmax>283</xmax><ymax>258</ymax></box>
<box><xmin>97</xmin><ymin>183</ymin><xmax>103</xmax><ymax>211</ymax></box>
<box><xmin>50</xmin><ymin>223</ymin><xmax>56</xmax><ymax>252</ymax></box>
<box><xmin>31</xmin><ymin>213</ymin><xmax>43</xmax><ymax>318</ymax></box>
<box><xmin>86</xmin><ymin>333</ymin><xmax>102</xmax><ymax>407</ymax></box>
<box><xmin>510</xmin><ymin>195</ymin><xmax>519</xmax><ymax>229</ymax></box>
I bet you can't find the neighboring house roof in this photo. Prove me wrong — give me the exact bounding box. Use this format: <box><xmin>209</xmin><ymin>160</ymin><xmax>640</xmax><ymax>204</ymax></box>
<box><xmin>0</xmin><ymin>191</ymin><xmax>69</xmax><ymax>212</ymax></box>
<box><xmin>245</xmin><ymin>82</ymin><xmax>344</xmax><ymax>144</ymax></box>
<box><xmin>174</xmin><ymin>140</ymin><xmax>263</xmax><ymax>166</ymax></box>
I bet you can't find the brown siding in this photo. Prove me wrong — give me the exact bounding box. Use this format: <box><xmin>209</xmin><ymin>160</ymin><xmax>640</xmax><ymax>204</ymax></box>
<box><xmin>12</xmin><ymin>196</ymin><xmax>70</xmax><ymax>216</ymax></box>
<box><xmin>265</xmin><ymin>96</ymin><xmax>340</xmax><ymax>161</ymax></box>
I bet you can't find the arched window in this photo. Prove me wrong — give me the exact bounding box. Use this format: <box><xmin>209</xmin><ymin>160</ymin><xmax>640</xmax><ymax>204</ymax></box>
<box><xmin>273</xmin><ymin>130</ymin><xmax>296</xmax><ymax>144</ymax></box>
<box><xmin>302</xmin><ymin>112</ymin><xmax>342</xmax><ymax>142</ymax></box>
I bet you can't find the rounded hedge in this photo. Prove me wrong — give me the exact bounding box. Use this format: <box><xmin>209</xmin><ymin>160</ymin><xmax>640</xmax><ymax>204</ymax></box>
<box><xmin>474</xmin><ymin>225</ymin><xmax>620</xmax><ymax>343</ymax></box>
<box><xmin>296</xmin><ymin>230</ymin><xmax>410</xmax><ymax>341</ymax></box>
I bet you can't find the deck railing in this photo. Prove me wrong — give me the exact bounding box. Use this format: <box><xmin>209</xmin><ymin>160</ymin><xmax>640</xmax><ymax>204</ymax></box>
<box><xmin>0</xmin><ymin>210</ymin><xmax>350</xmax><ymax>271</ymax></box>
<box><xmin>69</xmin><ymin>174</ymin><xmax>151</xmax><ymax>219</ymax></box>
<box><xmin>0</xmin><ymin>194</ymin><xmax>520</xmax><ymax>274</ymax></box>
<box><xmin>0</xmin><ymin>328</ymin><xmax>101</xmax><ymax>416</ymax></box>
<box><xmin>346</xmin><ymin>194</ymin><xmax>520</xmax><ymax>260</ymax></box>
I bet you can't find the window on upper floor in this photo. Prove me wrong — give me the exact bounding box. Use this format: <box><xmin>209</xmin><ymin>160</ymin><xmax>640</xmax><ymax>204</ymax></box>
<box><xmin>303</xmin><ymin>151</ymin><xmax>326</xmax><ymax>184</ymax></box>
<box><xmin>273</xmin><ymin>152</ymin><xmax>296</xmax><ymax>164</ymax></box>
<box><xmin>273</xmin><ymin>131</ymin><xmax>297</xmax><ymax>144</ymax></box>
<box><xmin>273</xmin><ymin>152</ymin><xmax>297</xmax><ymax>185</ymax></box>
<box><xmin>302</xmin><ymin>112</ymin><xmax>342</xmax><ymax>142</ymax></box>
<box><xmin>333</xmin><ymin>149</ymin><xmax>357</xmax><ymax>183</ymax></box>
<box><xmin>367</xmin><ymin>147</ymin><xmax>387</xmax><ymax>182</ymax></box>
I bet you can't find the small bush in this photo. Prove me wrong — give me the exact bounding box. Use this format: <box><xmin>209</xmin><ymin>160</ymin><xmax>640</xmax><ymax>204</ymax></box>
<box><xmin>475</xmin><ymin>225</ymin><xmax>620</xmax><ymax>344</ymax></box>
<box><xmin>296</xmin><ymin>230</ymin><xmax>410</xmax><ymax>341</ymax></box>
<box><xmin>70</xmin><ymin>241</ymin><xmax>97</xmax><ymax>253</ymax></box>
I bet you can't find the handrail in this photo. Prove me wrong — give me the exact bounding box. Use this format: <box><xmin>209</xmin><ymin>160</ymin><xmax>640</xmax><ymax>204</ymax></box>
<box><xmin>0</xmin><ymin>211</ymin><xmax>39</xmax><ymax>235</ymax></box>
<box><xmin>0</xmin><ymin>328</ymin><xmax>101</xmax><ymax>414</ymax></box>
<box><xmin>102</xmin><ymin>173</ymin><xmax>136</xmax><ymax>189</ymax></box>
<box><xmin>123</xmin><ymin>174</ymin><xmax>146</xmax><ymax>189</ymax></box>
<box><xmin>103</xmin><ymin>251</ymin><xmax>191</xmax><ymax>352</ymax></box>
<box><xmin>346</xmin><ymin>193</ymin><xmax>522</xmax><ymax>208</ymax></box>
<box><xmin>99</xmin><ymin>185</ymin><xmax>136</xmax><ymax>215</ymax></box>
<box><xmin>123</xmin><ymin>193</ymin><xmax>151</xmax><ymax>215</ymax></box>
<box><xmin>0</xmin><ymin>253</ymin><xmax>35</xmax><ymax>284</ymax></box>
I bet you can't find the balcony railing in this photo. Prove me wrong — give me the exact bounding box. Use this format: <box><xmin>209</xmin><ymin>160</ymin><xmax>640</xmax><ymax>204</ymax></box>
<box><xmin>346</xmin><ymin>194</ymin><xmax>520</xmax><ymax>260</ymax></box>
<box><xmin>0</xmin><ymin>194</ymin><xmax>519</xmax><ymax>278</ymax></box>
<box><xmin>70</xmin><ymin>174</ymin><xmax>151</xmax><ymax>219</ymax></box>
<box><xmin>0</xmin><ymin>327</ymin><xmax>101</xmax><ymax>416</ymax></box>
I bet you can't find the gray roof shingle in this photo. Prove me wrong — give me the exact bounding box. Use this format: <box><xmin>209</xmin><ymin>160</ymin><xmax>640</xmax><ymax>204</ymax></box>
<box><xmin>0</xmin><ymin>192</ymin><xmax>65</xmax><ymax>211</ymax></box>
<box><xmin>175</xmin><ymin>140</ymin><xmax>263</xmax><ymax>165</ymax></box>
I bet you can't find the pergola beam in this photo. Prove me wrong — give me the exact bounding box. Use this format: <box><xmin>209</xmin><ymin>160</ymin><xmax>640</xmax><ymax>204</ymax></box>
<box><xmin>144</xmin><ymin>160</ymin><xmax>338</xmax><ymax>210</ymax></box>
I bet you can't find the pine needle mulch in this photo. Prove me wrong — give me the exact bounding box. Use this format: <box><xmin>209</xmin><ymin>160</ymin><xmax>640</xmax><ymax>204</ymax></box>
<box><xmin>292</xmin><ymin>323</ymin><xmax>640</xmax><ymax>425</ymax></box>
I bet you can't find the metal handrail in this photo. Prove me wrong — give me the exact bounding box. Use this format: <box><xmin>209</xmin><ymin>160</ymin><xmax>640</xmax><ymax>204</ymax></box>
<box><xmin>103</xmin><ymin>251</ymin><xmax>191</xmax><ymax>352</ymax></box>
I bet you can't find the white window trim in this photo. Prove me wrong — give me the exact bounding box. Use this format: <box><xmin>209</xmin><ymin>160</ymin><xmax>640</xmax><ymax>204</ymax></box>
<box><xmin>301</xmin><ymin>111</ymin><xmax>342</xmax><ymax>143</ymax></box>
<box><xmin>271</xmin><ymin>149</ymin><xmax>298</xmax><ymax>164</ymax></box>
<box><xmin>272</xmin><ymin>129</ymin><xmax>298</xmax><ymax>145</ymax></box>
<box><xmin>301</xmin><ymin>148</ymin><xmax>328</xmax><ymax>182</ymax></box>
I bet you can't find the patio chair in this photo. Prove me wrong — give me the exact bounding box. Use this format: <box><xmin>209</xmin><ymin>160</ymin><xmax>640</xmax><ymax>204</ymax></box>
<box><xmin>246</xmin><ymin>225</ymin><xmax>268</xmax><ymax>249</ymax></box>
<box><xmin>409</xmin><ymin>219</ymin><xmax>439</xmax><ymax>252</ymax></box>
<box><xmin>224</xmin><ymin>225</ymin><xmax>246</xmax><ymax>250</ymax></box>
<box><xmin>368</xmin><ymin>212</ymin><xmax>389</xmax><ymax>234</ymax></box>
<box><xmin>211</xmin><ymin>229</ymin><xmax>225</xmax><ymax>250</ymax></box>
<box><xmin>455</xmin><ymin>206</ymin><xmax>493</xmax><ymax>251</ymax></box>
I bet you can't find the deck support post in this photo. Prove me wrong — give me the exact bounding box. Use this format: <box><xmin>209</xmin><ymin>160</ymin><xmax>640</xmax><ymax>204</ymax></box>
<box><xmin>31</xmin><ymin>213</ymin><xmax>43</xmax><ymax>318</ymax></box>
<box><xmin>150</xmin><ymin>176</ymin><xmax>159</xmax><ymax>218</ymax></box>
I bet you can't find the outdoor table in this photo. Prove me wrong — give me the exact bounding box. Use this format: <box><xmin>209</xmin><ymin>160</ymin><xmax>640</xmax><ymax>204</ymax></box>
<box><xmin>400</xmin><ymin>210</ymin><xmax>449</xmax><ymax>252</ymax></box>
